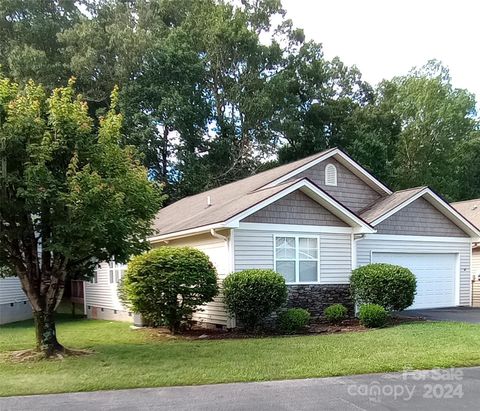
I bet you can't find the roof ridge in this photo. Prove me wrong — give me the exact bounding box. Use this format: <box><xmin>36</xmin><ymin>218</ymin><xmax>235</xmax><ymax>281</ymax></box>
<box><xmin>391</xmin><ymin>186</ymin><xmax>427</xmax><ymax>194</ymax></box>
<box><xmin>359</xmin><ymin>186</ymin><xmax>427</xmax><ymax>222</ymax></box>
<box><xmin>167</xmin><ymin>148</ymin><xmax>337</xmax><ymax>203</ymax></box>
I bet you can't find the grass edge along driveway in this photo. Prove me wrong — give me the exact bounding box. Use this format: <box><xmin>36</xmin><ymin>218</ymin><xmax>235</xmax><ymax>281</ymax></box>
<box><xmin>1</xmin><ymin>316</ymin><xmax>480</xmax><ymax>397</ymax></box>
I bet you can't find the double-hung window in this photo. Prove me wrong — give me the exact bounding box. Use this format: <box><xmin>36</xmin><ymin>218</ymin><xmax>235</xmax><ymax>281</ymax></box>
<box><xmin>109</xmin><ymin>261</ymin><xmax>127</xmax><ymax>284</ymax></box>
<box><xmin>275</xmin><ymin>236</ymin><xmax>319</xmax><ymax>284</ymax></box>
<box><xmin>91</xmin><ymin>268</ymin><xmax>98</xmax><ymax>284</ymax></box>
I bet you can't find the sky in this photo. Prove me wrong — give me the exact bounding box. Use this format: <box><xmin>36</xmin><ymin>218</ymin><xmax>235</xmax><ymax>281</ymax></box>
<box><xmin>281</xmin><ymin>0</ymin><xmax>479</xmax><ymax>105</ymax></box>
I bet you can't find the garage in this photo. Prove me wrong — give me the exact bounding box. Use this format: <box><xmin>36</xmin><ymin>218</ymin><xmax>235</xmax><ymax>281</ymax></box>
<box><xmin>371</xmin><ymin>252</ymin><xmax>458</xmax><ymax>310</ymax></box>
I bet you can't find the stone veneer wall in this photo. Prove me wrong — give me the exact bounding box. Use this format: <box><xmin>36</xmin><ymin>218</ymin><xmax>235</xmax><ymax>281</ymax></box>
<box><xmin>286</xmin><ymin>284</ymin><xmax>354</xmax><ymax>318</ymax></box>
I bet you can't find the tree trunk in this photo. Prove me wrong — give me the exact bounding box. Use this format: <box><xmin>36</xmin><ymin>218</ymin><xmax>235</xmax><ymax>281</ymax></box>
<box><xmin>33</xmin><ymin>310</ymin><xmax>65</xmax><ymax>356</ymax></box>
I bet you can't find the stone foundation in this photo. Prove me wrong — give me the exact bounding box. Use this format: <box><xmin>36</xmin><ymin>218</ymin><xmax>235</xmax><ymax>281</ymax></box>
<box><xmin>286</xmin><ymin>284</ymin><xmax>354</xmax><ymax>318</ymax></box>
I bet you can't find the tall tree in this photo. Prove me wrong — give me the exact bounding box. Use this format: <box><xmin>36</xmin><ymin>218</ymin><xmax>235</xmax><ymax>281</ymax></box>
<box><xmin>0</xmin><ymin>0</ymin><xmax>80</xmax><ymax>88</ymax></box>
<box><xmin>121</xmin><ymin>28</ymin><xmax>210</xmax><ymax>188</ymax></box>
<box><xmin>0</xmin><ymin>77</ymin><xmax>162</xmax><ymax>356</ymax></box>
<box><xmin>174</xmin><ymin>0</ymin><xmax>288</xmax><ymax>190</ymax></box>
<box><xmin>384</xmin><ymin>61</ymin><xmax>478</xmax><ymax>199</ymax></box>
<box><xmin>272</xmin><ymin>42</ymin><xmax>374</xmax><ymax>164</ymax></box>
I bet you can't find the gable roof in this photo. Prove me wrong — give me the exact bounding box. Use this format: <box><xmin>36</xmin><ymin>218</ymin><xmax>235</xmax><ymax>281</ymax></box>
<box><xmin>452</xmin><ymin>199</ymin><xmax>480</xmax><ymax>230</ymax></box>
<box><xmin>151</xmin><ymin>148</ymin><xmax>385</xmax><ymax>239</ymax></box>
<box><xmin>151</xmin><ymin>147</ymin><xmax>480</xmax><ymax>241</ymax></box>
<box><xmin>262</xmin><ymin>147</ymin><xmax>392</xmax><ymax>195</ymax></box>
<box><xmin>150</xmin><ymin>177</ymin><xmax>376</xmax><ymax>241</ymax></box>
<box><xmin>359</xmin><ymin>187</ymin><xmax>426</xmax><ymax>223</ymax></box>
<box><xmin>362</xmin><ymin>187</ymin><xmax>480</xmax><ymax>239</ymax></box>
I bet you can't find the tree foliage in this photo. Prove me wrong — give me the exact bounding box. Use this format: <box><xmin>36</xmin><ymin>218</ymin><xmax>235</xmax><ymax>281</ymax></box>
<box><xmin>0</xmin><ymin>77</ymin><xmax>163</xmax><ymax>355</ymax></box>
<box><xmin>384</xmin><ymin>61</ymin><xmax>478</xmax><ymax>198</ymax></box>
<box><xmin>1</xmin><ymin>2</ymin><xmax>478</xmax><ymax>202</ymax></box>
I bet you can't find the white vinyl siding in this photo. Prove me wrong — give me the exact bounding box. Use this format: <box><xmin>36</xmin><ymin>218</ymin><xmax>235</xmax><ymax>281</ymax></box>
<box><xmin>235</xmin><ymin>229</ymin><xmax>352</xmax><ymax>284</ymax></box>
<box><xmin>472</xmin><ymin>249</ymin><xmax>480</xmax><ymax>279</ymax></box>
<box><xmin>472</xmin><ymin>249</ymin><xmax>480</xmax><ymax>307</ymax></box>
<box><xmin>85</xmin><ymin>262</ymin><xmax>126</xmax><ymax>311</ymax></box>
<box><xmin>0</xmin><ymin>277</ymin><xmax>27</xmax><ymax>304</ymax></box>
<box><xmin>160</xmin><ymin>231</ymin><xmax>233</xmax><ymax>327</ymax></box>
<box><xmin>356</xmin><ymin>235</ymin><xmax>472</xmax><ymax>306</ymax></box>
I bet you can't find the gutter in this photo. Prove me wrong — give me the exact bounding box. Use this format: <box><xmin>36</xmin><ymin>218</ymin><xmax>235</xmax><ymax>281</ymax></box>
<box><xmin>210</xmin><ymin>228</ymin><xmax>228</xmax><ymax>241</ymax></box>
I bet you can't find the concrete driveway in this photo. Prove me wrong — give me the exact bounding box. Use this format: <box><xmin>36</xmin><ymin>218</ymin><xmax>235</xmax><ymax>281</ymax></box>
<box><xmin>1</xmin><ymin>367</ymin><xmax>480</xmax><ymax>411</ymax></box>
<box><xmin>402</xmin><ymin>307</ymin><xmax>480</xmax><ymax>323</ymax></box>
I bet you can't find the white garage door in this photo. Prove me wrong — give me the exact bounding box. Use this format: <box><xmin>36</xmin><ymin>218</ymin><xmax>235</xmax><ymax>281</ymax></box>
<box><xmin>371</xmin><ymin>252</ymin><xmax>457</xmax><ymax>309</ymax></box>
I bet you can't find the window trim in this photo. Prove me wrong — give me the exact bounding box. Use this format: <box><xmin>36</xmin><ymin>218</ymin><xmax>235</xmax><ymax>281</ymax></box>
<box><xmin>273</xmin><ymin>234</ymin><xmax>320</xmax><ymax>285</ymax></box>
<box><xmin>325</xmin><ymin>163</ymin><xmax>337</xmax><ymax>186</ymax></box>
<box><xmin>109</xmin><ymin>260</ymin><xmax>127</xmax><ymax>284</ymax></box>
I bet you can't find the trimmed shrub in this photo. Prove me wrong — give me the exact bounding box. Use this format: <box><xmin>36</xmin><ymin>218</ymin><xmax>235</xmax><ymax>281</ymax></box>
<box><xmin>223</xmin><ymin>269</ymin><xmax>288</xmax><ymax>330</ymax></box>
<box><xmin>324</xmin><ymin>303</ymin><xmax>348</xmax><ymax>324</ymax></box>
<box><xmin>350</xmin><ymin>263</ymin><xmax>416</xmax><ymax>311</ymax></box>
<box><xmin>278</xmin><ymin>308</ymin><xmax>311</xmax><ymax>334</ymax></box>
<box><xmin>358</xmin><ymin>304</ymin><xmax>389</xmax><ymax>328</ymax></box>
<box><xmin>118</xmin><ymin>247</ymin><xmax>218</xmax><ymax>333</ymax></box>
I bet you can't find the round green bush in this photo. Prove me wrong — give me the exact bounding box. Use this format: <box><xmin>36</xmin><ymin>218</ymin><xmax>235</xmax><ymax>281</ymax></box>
<box><xmin>278</xmin><ymin>308</ymin><xmax>311</xmax><ymax>334</ymax></box>
<box><xmin>350</xmin><ymin>263</ymin><xmax>416</xmax><ymax>311</ymax></box>
<box><xmin>324</xmin><ymin>303</ymin><xmax>348</xmax><ymax>324</ymax></box>
<box><xmin>118</xmin><ymin>247</ymin><xmax>218</xmax><ymax>333</ymax></box>
<box><xmin>358</xmin><ymin>304</ymin><xmax>389</xmax><ymax>328</ymax></box>
<box><xmin>223</xmin><ymin>269</ymin><xmax>288</xmax><ymax>330</ymax></box>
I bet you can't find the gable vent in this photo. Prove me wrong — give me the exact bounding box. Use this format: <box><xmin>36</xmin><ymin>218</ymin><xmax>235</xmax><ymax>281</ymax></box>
<box><xmin>325</xmin><ymin>164</ymin><xmax>337</xmax><ymax>186</ymax></box>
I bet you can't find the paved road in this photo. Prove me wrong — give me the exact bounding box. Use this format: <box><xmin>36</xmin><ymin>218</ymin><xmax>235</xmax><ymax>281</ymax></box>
<box><xmin>1</xmin><ymin>367</ymin><xmax>480</xmax><ymax>411</ymax></box>
<box><xmin>403</xmin><ymin>307</ymin><xmax>480</xmax><ymax>323</ymax></box>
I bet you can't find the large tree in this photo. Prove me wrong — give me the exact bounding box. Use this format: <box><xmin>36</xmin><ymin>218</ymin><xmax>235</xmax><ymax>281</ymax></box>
<box><xmin>382</xmin><ymin>61</ymin><xmax>478</xmax><ymax>199</ymax></box>
<box><xmin>0</xmin><ymin>77</ymin><xmax>163</xmax><ymax>356</ymax></box>
<box><xmin>0</xmin><ymin>0</ymin><xmax>80</xmax><ymax>89</ymax></box>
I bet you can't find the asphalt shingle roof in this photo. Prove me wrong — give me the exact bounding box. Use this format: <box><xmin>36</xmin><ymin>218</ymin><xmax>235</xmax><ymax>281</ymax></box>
<box><xmin>152</xmin><ymin>149</ymin><xmax>337</xmax><ymax>236</ymax></box>
<box><xmin>452</xmin><ymin>199</ymin><xmax>480</xmax><ymax>228</ymax></box>
<box><xmin>359</xmin><ymin>187</ymin><xmax>426</xmax><ymax>224</ymax></box>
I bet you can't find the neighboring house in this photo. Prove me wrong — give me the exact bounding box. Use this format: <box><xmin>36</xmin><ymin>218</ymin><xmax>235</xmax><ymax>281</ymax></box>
<box><xmin>85</xmin><ymin>148</ymin><xmax>480</xmax><ymax>326</ymax></box>
<box><xmin>452</xmin><ymin>199</ymin><xmax>480</xmax><ymax>307</ymax></box>
<box><xmin>0</xmin><ymin>277</ymin><xmax>31</xmax><ymax>325</ymax></box>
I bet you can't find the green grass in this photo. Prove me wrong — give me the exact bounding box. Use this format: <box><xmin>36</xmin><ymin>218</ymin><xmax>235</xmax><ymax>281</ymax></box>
<box><xmin>2</xmin><ymin>316</ymin><xmax>480</xmax><ymax>397</ymax></box>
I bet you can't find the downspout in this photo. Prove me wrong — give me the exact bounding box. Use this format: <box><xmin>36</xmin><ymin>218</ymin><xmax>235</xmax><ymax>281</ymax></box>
<box><xmin>351</xmin><ymin>233</ymin><xmax>366</xmax><ymax>317</ymax></box>
<box><xmin>210</xmin><ymin>228</ymin><xmax>228</xmax><ymax>241</ymax></box>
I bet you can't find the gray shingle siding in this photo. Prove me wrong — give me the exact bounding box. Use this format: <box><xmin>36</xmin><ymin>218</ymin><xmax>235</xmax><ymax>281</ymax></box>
<box><xmin>375</xmin><ymin>197</ymin><xmax>469</xmax><ymax>237</ymax></box>
<box><xmin>242</xmin><ymin>190</ymin><xmax>348</xmax><ymax>226</ymax></box>
<box><xmin>289</xmin><ymin>158</ymin><xmax>382</xmax><ymax>212</ymax></box>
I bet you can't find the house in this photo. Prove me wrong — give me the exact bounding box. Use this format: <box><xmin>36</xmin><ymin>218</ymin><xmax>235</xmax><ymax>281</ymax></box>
<box><xmin>85</xmin><ymin>148</ymin><xmax>480</xmax><ymax>326</ymax></box>
<box><xmin>0</xmin><ymin>277</ymin><xmax>32</xmax><ymax>325</ymax></box>
<box><xmin>452</xmin><ymin>199</ymin><xmax>480</xmax><ymax>307</ymax></box>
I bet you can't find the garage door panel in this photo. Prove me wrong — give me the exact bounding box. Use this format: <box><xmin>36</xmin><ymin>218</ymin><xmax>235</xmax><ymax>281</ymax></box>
<box><xmin>371</xmin><ymin>252</ymin><xmax>457</xmax><ymax>309</ymax></box>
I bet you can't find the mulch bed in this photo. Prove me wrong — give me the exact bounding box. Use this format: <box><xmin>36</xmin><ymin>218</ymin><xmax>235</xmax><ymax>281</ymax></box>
<box><xmin>143</xmin><ymin>315</ymin><xmax>425</xmax><ymax>341</ymax></box>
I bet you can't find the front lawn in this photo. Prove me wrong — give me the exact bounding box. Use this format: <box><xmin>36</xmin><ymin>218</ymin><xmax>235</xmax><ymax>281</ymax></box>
<box><xmin>1</xmin><ymin>316</ymin><xmax>480</xmax><ymax>397</ymax></box>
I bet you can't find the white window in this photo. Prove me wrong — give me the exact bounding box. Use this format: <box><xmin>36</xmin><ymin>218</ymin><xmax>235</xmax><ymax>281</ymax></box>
<box><xmin>91</xmin><ymin>269</ymin><xmax>98</xmax><ymax>284</ymax></box>
<box><xmin>325</xmin><ymin>163</ymin><xmax>337</xmax><ymax>186</ymax></box>
<box><xmin>274</xmin><ymin>236</ymin><xmax>320</xmax><ymax>284</ymax></box>
<box><xmin>109</xmin><ymin>261</ymin><xmax>127</xmax><ymax>284</ymax></box>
